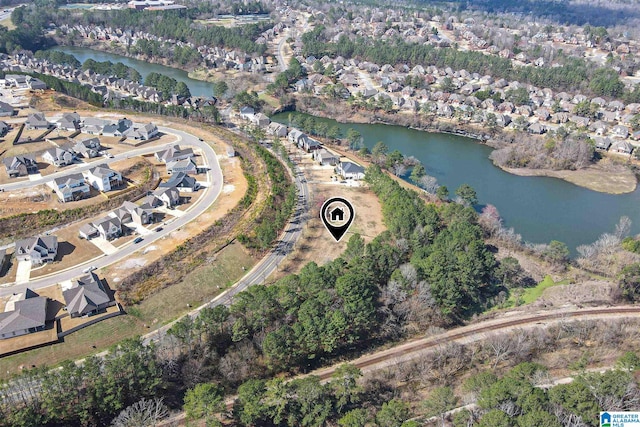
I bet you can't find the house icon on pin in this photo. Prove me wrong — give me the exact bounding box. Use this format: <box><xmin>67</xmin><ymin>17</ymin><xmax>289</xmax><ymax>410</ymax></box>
<box><xmin>601</xmin><ymin>412</ymin><xmax>611</xmax><ymax>427</ymax></box>
<box><xmin>330</xmin><ymin>207</ymin><xmax>344</xmax><ymax>221</ymax></box>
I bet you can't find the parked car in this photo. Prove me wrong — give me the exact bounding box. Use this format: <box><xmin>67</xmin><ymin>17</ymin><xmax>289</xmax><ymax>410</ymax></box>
<box><xmin>82</xmin><ymin>265</ymin><xmax>97</xmax><ymax>273</ymax></box>
<box><xmin>156</xmin><ymin>227</ymin><xmax>163</xmax><ymax>232</ymax></box>
<box><xmin>133</xmin><ymin>237</ymin><xmax>143</xmax><ymax>244</ymax></box>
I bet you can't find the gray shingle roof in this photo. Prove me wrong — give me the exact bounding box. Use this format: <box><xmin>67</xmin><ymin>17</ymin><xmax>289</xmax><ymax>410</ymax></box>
<box><xmin>0</xmin><ymin>293</ymin><xmax>48</xmax><ymax>336</ymax></box>
<box><xmin>63</xmin><ymin>273</ymin><xmax>110</xmax><ymax>317</ymax></box>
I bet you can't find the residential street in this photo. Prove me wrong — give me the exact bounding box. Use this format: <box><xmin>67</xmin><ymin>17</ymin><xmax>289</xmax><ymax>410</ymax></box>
<box><xmin>0</xmin><ymin>126</ymin><xmax>223</xmax><ymax>296</ymax></box>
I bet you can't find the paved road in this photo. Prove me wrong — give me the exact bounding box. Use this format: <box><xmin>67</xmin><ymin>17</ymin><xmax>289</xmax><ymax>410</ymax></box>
<box><xmin>0</xmin><ymin>127</ymin><xmax>223</xmax><ymax>297</ymax></box>
<box><xmin>0</xmin><ymin>135</ymin><xmax>185</xmax><ymax>192</ymax></box>
<box><xmin>144</xmin><ymin>147</ymin><xmax>310</xmax><ymax>344</ymax></box>
<box><xmin>0</xmin><ymin>7</ymin><xmax>14</xmax><ymax>23</ymax></box>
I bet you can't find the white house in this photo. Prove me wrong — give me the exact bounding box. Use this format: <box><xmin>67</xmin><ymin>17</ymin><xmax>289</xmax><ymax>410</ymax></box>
<box><xmin>42</xmin><ymin>147</ymin><xmax>75</xmax><ymax>167</ymax></box>
<box><xmin>166</xmin><ymin>158</ymin><xmax>198</xmax><ymax>175</ymax></box>
<box><xmin>313</xmin><ymin>149</ymin><xmax>339</xmax><ymax>166</ymax></box>
<box><xmin>83</xmin><ymin>164</ymin><xmax>123</xmax><ymax>192</ymax></box>
<box><xmin>336</xmin><ymin>161</ymin><xmax>365</xmax><ymax>180</ymax></box>
<box><xmin>47</xmin><ymin>173</ymin><xmax>90</xmax><ymax>203</ymax></box>
<box><xmin>14</xmin><ymin>236</ymin><xmax>58</xmax><ymax>265</ymax></box>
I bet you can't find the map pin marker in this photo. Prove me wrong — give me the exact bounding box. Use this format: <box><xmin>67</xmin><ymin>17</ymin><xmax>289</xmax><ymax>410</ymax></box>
<box><xmin>321</xmin><ymin>197</ymin><xmax>355</xmax><ymax>242</ymax></box>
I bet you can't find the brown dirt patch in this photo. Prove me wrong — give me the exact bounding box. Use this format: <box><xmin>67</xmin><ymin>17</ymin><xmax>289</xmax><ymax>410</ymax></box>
<box><xmin>534</xmin><ymin>280</ymin><xmax>618</xmax><ymax>308</ymax></box>
<box><xmin>502</xmin><ymin>161</ymin><xmax>637</xmax><ymax>194</ymax></box>
<box><xmin>274</xmin><ymin>183</ymin><xmax>386</xmax><ymax>279</ymax></box>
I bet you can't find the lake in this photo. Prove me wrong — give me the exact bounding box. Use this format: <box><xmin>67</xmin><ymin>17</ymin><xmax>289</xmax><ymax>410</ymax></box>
<box><xmin>47</xmin><ymin>45</ymin><xmax>640</xmax><ymax>252</ymax></box>
<box><xmin>272</xmin><ymin>112</ymin><xmax>640</xmax><ymax>253</ymax></box>
<box><xmin>53</xmin><ymin>46</ymin><xmax>214</xmax><ymax>98</ymax></box>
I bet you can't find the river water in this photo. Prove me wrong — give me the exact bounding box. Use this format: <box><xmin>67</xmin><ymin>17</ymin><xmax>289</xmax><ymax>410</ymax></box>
<box><xmin>272</xmin><ymin>112</ymin><xmax>640</xmax><ymax>253</ymax></box>
<box><xmin>54</xmin><ymin>45</ymin><xmax>214</xmax><ymax>98</ymax></box>
<box><xmin>51</xmin><ymin>45</ymin><xmax>640</xmax><ymax>252</ymax></box>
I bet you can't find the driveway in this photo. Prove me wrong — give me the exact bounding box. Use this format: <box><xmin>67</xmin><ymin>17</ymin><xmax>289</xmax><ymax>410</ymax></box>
<box><xmin>126</xmin><ymin>222</ymin><xmax>152</xmax><ymax>236</ymax></box>
<box><xmin>27</xmin><ymin>173</ymin><xmax>42</xmax><ymax>182</ymax></box>
<box><xmin>89</xmin><ymin>237</ymin><xmax>118</xmax><ymax>255</ymax></box>
<box><xmin>15</xmin><ymin>260</ymin><xmax>32</xmax><ymax>284</ymax></box>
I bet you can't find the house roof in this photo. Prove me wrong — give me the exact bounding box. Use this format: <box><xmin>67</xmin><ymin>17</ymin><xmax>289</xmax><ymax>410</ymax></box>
<box><xmin>87</xmin><ymin>164</ymin><xmax>118</xmax><ymax>179</ymax></box>
<box><xmin>339</xmin><ymin>161</ymin><xmax>365</xmax><ymax>174</ymax></box>
<box><xmin>0</xmin><ymin>293</ymin><xmax>48</xmax><ymax>336</ymax></box>
<box><xmin>167</xmin><ymin>158</ymin><xmax>197</xmax><ymax>171</ymax></box>
<box><xmin>153</xmin><ymin>186</ymin><xmax>180</xmax><ymax>200</ymax></box>
<box><xmin>94</xmin><ymin>216</ymin><xmax>121</xmax><ymax>231</ymax></box>
<box><xmin>0</xmin><ymin>100</ymin><xmax>14</xmax><ymax>113</ymax></box>
<box><xmin>63</xmin><ymin>273</ymin><xmax>110</xmax><ymax>316</ymax></box>
<box><xmin>15</xmin><ymin>236</ymin><xmax>57</xmax><ymax>255</ymax></box>
<box><xmin>159</xmin><ymin>171</ymin><xmax>197</xmax><ymax>188</ymax></box>
<box><xmin>53</xmin><ymin>172</ymin><xmax>85</xmax><ymax>188</ymax></box>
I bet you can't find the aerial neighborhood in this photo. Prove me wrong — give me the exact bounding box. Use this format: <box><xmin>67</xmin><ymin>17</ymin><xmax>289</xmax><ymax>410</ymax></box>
<box><xmin>0</xmin><ymin>71</ymin><xmax>213</xmax><ymax>358</ymax></box>
<box><xmin>3</xmin><ymin>0</ymin><xmax>640</xmax><ymax>425</ymax></box>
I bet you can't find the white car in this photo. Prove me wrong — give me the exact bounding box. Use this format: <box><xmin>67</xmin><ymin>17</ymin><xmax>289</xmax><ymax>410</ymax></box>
<box><xmin>82</xmin><ymin>266</ymin><xmax>97</xmax><ymax>273</ymax></box>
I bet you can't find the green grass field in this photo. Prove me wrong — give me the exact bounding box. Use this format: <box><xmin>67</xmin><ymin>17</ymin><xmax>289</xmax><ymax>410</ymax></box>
<box><xmin>510</xmin><ymin>275</ymin><xmax>569</xmax><ymax>306</ymax></box>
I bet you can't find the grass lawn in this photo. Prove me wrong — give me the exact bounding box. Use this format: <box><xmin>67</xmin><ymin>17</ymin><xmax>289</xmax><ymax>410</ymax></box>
<box><xmin>511</xmin><ymin>275</ymin><xmax>570</xmax><ymax>306</ymax></box>
<box><xmin>259</xmin><ymin>93</ymin><xmax>281</xmax><ymax>109</ymax></box>
<box><xmin>0</xmin><ymin>16</ymin><xmax>15</xmax><ymax>30</ymax></box>
<box><xmin>130</xmin><ymin>241</ymin><xmax>257</xmax><ymax>326</ymax></box>
<box><xmin>0</xmin><ymin>242</ymin><xmax>256</xmax><ymax>380</ymax></box>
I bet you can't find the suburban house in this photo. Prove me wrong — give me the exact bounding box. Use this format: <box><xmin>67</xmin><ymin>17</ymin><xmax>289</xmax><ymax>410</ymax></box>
<box><xmin>93</xmin><ymin>216</ymin><xmax>123</xmax><ymax>240</ymax></box>
<box><xmin>155</xmin><ymin>145</ymin><xmax>194</xmax><ymax>163</ymax></box>
<box><xmin>27</xmin><ymin>77</ymin><xmax>47</xmax><ymax>90</ymax></box>
<box><xmin>612</xmin><ymin>140</ymin><xmax>633</xmax><ymax>155</ymax></box>
<box><xmin>47</xmin><ymin>173</ymin><xmax>91</xmax><ymax>203</ymax></box>
<box><xmin>303</xmin><ymin>138</ymin><xmax>322</xmax><ymax>152</ymax></box>
<box><xmin>288</xmin><ymin>128</ymin><xmax>308</xmax><ymax>147</ymax></box>
<box><xmin>314</xmin><ymin>149</ymin><xmax>339</xmax><ymax>166</ymax></box>
<box><xmin>152</xmin><ymin>186</ymin><xmax>181</xmax><ymax>207</ymax></box>
<box><xmin>78</xmin><ymin>223</ymin><xmax>100</xmax><ymax>240</ymax></box>
<box><xmin>42</xmin><ymin>147</ymin><xmax>75</xmax><ymax>167</ymax></box>
<box><xmin>111</xmin><ymin>201</ymin><xmax>154</xmax><ymax>225</ymax></box>
<box><xmin>56</xmin><ymin>112</ymin><xmax>81</xmax><ymax>131</ymax></box>
<box><xmin>0</xmin><ymin>100</ymin><xmax>15</xmax><ymax>117</ymax></box>
<box><xmin>3</xmin><ymin>155</ymin><xmax>38</xmax><ymax>177</ymax></box>
<box><xmin>14</xmin><ymin>236</ymin><xmax>58</xmax><ymax>265</ymax></box>
<box><xmin>82</xmin><ymin>117</ymin><xmax>111</xmax><ymax>135</ymax></box>
<box><xmin>83</xmin><ymin>164</ymin><xmax>123</xmax><ymax>192</ymax></box>
<box><xmin>0</xmin><ymin>290</ymin><xmax>48</xmax><ymax>340</ymax></box>
<box><xmin>25</xmin><ymin>112</ymin><xmax>52</xmax><ymax>130</ymax></box>
<box><xmin>72</xmin><ymin>137</ymin><xmax>101</xmax><ymax>158</ymax></box>
<box><xmin>611</xmin><ymin>125</ymin><xmax>630</xmax><ymax>139</ymax></box>
<box><xmin>166</xmin><ymin>158</ymin><xmax>198</xmax><ymax>175</ymax></box>
<box><xmin>102</xmin><ymin>118</ymin><xmax>133</xmax><ymax>137</ymax></box>
<box><xmin>124</xmin><ymin>123</ymin><xmax>159</xmax><ymax>140</ymax></box>
<box><xmin>336</xmin><ymin>161</ymin><xmax>366</xmax><ymax>180</ymax></box>
<box><xmin>594</xmin><ymin>137</ymin><xmax>612</xmax><ymax>151</ymax></box>
<box><xmin>0</xmin><ymin>121</ymin><xmax>9</xmax><ymax>136</ymax></box>
<box><xmin>63</xmin><ymin>273</ymin><xmax>112</xmax><ymax>318</ymax></box>
<box><xmin>239</xmin><ymin>106</ymin><xmax>255</xmax><ymax>120</ymax></box>
<box><xmin>4</xmin><ymin>74</ymin><xmax>27</xmax><ymax>88</ymax></box>
<box><xmin>267</xmin><ymin>122</ymin><xmax>287</xmax><ymax>137</ymax></box>
<box><xmin>159</xmin><ymin>172</ymin><xmax>200</xmax><ymax>192</ymax></box>
<box><xmin>251</xmin><ymin>113</ymin><xmax>270</xmax><ymax>128</ymax></box>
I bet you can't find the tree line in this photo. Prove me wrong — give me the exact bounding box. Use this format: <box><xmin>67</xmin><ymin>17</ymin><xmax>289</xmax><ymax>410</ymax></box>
<box><xmin>237</xmin><ymin>143</ymin><xmax>297</xmax><ymax>250</ymax></box>
<box><xmin>52</xmin><ymin>7</ymin><xmax>269</xmax><ymax>54</ymax></box>
<box><xmin>302</xmin><ymin>26</ymin><xmax>635</xmax><ymax>98</ymax></box>
<box><xmin>82</xmin><ymin>58</ymin><xmax>142</xmax><ymax>83</ymax></box>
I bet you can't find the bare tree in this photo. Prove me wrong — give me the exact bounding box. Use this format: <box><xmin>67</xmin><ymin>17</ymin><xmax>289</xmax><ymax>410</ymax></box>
<box><xmin>111</xmin><ymin>398</ymin><xmax>169</xmax><ymax>427</ymax></box>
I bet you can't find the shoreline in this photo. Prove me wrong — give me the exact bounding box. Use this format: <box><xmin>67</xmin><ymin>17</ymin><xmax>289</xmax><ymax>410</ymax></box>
<box><xmin>48</xmin><ymin>43</ymin><xmax>639</xmax><ymax>194</ymax></box>
<box><xmin>500</xmin><ymin>164</ymin><xmax>638</xmax><ymax>194</ymax></box>
<box><xmin>289</xmin><ymin>102</ymin><xmax>638</xmax><ymax>195</ymax></box>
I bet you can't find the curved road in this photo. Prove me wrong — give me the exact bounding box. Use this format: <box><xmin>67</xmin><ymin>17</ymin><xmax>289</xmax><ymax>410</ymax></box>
<box><xmin>144</xmin><ymin>148</ymin><xmax>310</xmax><ymax>344</ymax></box>
<box><xmin>0</xmin><ymin>127</ymin><xmax>223</xmax><ymax>297</ymax></box>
